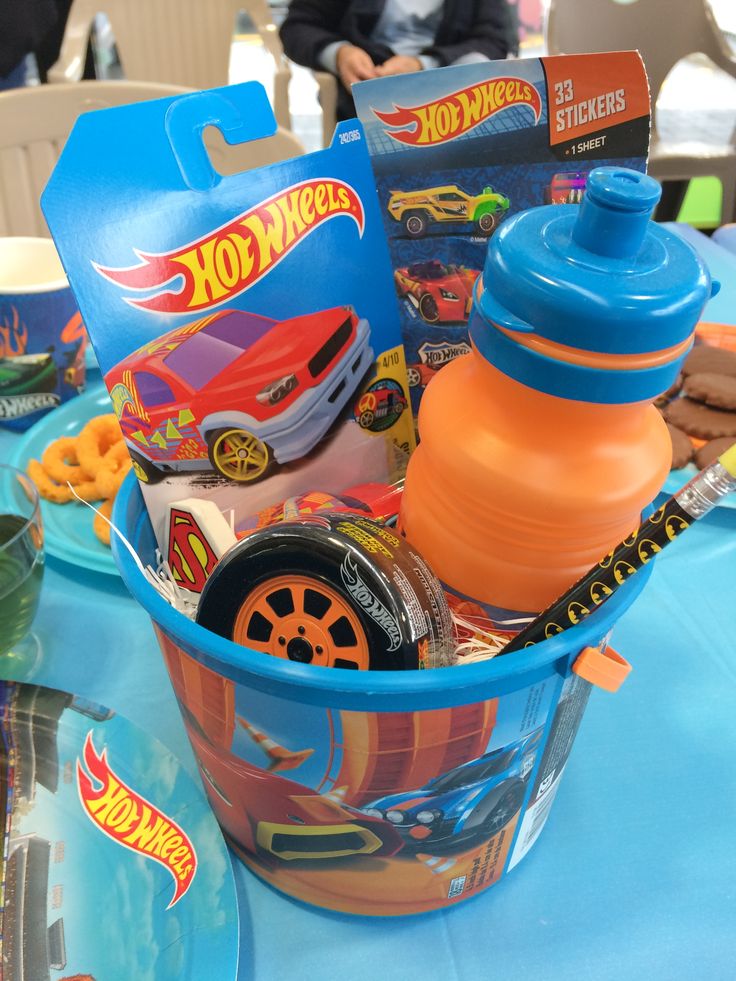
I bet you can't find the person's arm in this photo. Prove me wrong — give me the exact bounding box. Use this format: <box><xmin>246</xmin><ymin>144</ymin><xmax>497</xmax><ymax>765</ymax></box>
<box><xmin>279</xmin><ymin>0</ymin><xmax>353</xmax><ymax>71</ymax></box>
<box><xmin>375</xmin><ymin>53</ymin><xmax>423</xmax><ymax>77</ymax></box>
<box><xmin>423</xmin><ymin>0</ymin><xmax>515</xmax><ymax>66</ymax></box>
<box><xmin>280</xmin><ymin>0</ymin><xmax>380</xmax><ymax>89</ymax></box>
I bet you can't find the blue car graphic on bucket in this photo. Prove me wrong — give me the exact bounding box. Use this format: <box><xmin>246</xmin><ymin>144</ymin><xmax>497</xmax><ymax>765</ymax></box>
<box><xmin>360</xmin><ymin>729</ymin><xmax>543</xmax><ymax>855</ymax></box>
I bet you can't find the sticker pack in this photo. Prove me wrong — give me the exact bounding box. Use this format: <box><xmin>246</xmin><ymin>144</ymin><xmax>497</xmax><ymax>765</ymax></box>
<box><xmin>352</xmin><ymin>52</ymin><xmax>651</xmax><ymax>413</ymax></box>
<box><xmin>41</xmin><ymin>82</ymin><xmax>414</xmax><ymax>557</ymax></box>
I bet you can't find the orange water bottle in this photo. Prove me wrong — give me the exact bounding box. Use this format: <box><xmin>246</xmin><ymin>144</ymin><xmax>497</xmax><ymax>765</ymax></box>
<box><xmin>399</xmin><ymin>167</ymin><xmax>715</xmax><ymax>632</ymax></box>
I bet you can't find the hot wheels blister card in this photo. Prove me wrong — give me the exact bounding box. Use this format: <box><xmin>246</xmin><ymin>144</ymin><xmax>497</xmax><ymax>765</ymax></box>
<box><xmin>42</xmin><ymin>82</ymin><xmax>414</xmax><ymax>553</ymax></box>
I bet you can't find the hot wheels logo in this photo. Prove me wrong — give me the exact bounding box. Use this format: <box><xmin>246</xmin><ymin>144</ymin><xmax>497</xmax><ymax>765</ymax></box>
<box><xmin>373</xmin><ymin>78</ymin><xmax>541</xmax><ymax>146</ymax></box>
<box><xmin>0</xmin><ymin>392</ymin><xmax>60</xmax><ymax>419</ymax></box>
<box><xmin>93</xmin><ymin>178</ymin><xmax>365</xmax><ymax>314</ymax></box>
<box><xmin>418</xmin><ymin>340</ymin><xmax>471</xmax><ymax>367</ymax></box>
<box><xmin>77</xmin><ymin>732</ymin><xmax>197</xmax><ymax>908</ymax></box>
<box><xmin>340</xmin><ymin>554</ymin><xmax>401</xmax><ymax>651</ymax></box>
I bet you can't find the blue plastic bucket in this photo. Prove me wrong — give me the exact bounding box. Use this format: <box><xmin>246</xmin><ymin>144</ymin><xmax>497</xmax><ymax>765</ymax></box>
<box><xmin>113</xmin><ymin>476</ymin><xmax>651</xmax><ymax>916</ymax></box>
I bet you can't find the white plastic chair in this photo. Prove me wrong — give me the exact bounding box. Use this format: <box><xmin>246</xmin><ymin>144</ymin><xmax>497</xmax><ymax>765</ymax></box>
<box><xmin>0</xmin><ymin>80</ymin><xmax>305</xmax><ymax>237</ymax></box>
<box><xmin>47</xmin><ymin>0</ymin><xmax>293</xmax><ymax>133</ymax></box>
<box><xmin>545</xmin><ymin>0</ymin><xmax>736</xmax><ymax>224</ymax></box>
<box><xmin>312</xmin><ymin>71</ymin><xmax>339</xmax><ymax>150</ymax></box>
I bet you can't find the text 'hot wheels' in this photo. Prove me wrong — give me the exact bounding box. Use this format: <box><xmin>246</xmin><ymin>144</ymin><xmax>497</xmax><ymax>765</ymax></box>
<box><xmin>373</xmin><ymin>78</ymin><xmax>542</xmax><ymax>146</ymax></box>
<box><xmin>77</xmin><ymin>732</ymin><xmax>197</xmax><ymax>907</ymax></box>
<box><xmin>94</xmin><ymin>178</ymin><xmax>365</xmax><ymax>314</ymax></box>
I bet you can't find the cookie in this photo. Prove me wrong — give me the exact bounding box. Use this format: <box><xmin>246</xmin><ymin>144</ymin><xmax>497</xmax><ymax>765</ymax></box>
<box><xmin>681</xmin><ymin>344</ymin><xmax>736</xmax><ymax>379</ymax></box>
<box><xmin>694</xmin><ymin>437</ymin><xmax>735</xmax><ymax>470</ymax></box>
<box><xmin>682</xmin><ymin>372</ymin><xmax>736</xmax><ymax>411</ymax></box>
<box><xmin>666</xmin><ymin>423</ymin><xmax>694</xmax><ymax>469</ymax></box>
<box><xmin>664</xmin><ymin>397</ymin><xmax>736</xmax><ymax>439</ymax></box>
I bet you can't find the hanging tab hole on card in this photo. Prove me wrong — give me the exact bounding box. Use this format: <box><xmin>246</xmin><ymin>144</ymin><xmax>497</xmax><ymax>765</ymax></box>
<box><xmin>164</xmin><ymin>82</ymin><xmax>296</xmax><ymax>192</ymax></box>
<box><xmin>572</xmin><ymin>645</ymin><xmax>631</xmax><ymax>692</ymax></box>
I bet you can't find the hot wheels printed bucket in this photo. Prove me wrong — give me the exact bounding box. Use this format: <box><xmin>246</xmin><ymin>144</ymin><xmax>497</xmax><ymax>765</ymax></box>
<box><xmin>113</xmin><ymin>475</ymin><xmax>650</xmax><ymax>916</ymax></box>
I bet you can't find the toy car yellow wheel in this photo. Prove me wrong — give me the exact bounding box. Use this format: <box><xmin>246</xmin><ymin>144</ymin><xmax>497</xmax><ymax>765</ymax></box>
<box><xmin>196</xmin><ymin>514</ymin><xmax>456</xmax><ymax>670</ymax></box>
<box><xmin>403</xmin><ymin>211</ymin><xmax>426</xmax><ymax>238</ymax></box>
<box><xmin>476</xmin><ymin>211</ymin><xmax>496</xmax><ymax>235</ymax></box>
<box><xmin>207</xmin><ymin>428</ymin><xmax>273</xmax><ymax>483</ymax></box>
<box><xmin>129</xmin><ymin>449</ymin><xmax>165</xmax><ymax>484</ymax></box>
<box><xmin>418</xmin><ymin>294</ymin><xmax>440</xmax><ymax>324</ymax></box>
<box><xmin>359</xmin><ymin>409</ymin><xmax>375</xmax><ymax>428</ymax></box>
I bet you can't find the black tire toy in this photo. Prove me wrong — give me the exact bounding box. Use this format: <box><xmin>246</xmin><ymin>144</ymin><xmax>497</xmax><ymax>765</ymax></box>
<box><xmin>196</xmin><ymin>513</ymin><xmax>455</xmax><ymax>671</ymax></box>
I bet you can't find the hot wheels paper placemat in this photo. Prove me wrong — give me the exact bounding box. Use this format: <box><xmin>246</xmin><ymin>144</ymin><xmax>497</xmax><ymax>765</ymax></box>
<box><xmin>42</xmin><ymin>83</ymin><xmax>413</xmax><ymax>555</ymax></box>
<box><xmin>353</xmin><ymin>52</ymin><xmax>650</xmax><ymax>412</ymax></box>
<box><xmin>0</xmin><ymin>681</ymin><xmax>240</xmax><ymax>979</ymax></box>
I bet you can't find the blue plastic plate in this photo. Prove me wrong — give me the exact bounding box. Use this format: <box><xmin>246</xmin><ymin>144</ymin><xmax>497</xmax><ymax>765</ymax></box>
<box><xmin>10</xmin><ymin>383</ymin><xmax>119</xmax><ymax>574</ymax></box>
<box><xmin>0</xmin><ymin>680</ymin><xmax>241</xmax><ymax>980</ymax></box>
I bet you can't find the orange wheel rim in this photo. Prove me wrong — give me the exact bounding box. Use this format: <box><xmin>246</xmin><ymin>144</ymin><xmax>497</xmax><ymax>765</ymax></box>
<box><xmin>232</xmin><ymin>574</ymin><xmax>371</xmax><ymax>670</ymax></box>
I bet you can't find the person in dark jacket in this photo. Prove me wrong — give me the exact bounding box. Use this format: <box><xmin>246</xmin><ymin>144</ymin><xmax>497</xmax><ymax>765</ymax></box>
<box><xmin>0</xmin><ymin>0</ymin><xmax>94</xmax><ymax>88</ymax></box>
<box><xmin>0</xmin><ymin>0</ymin><xmax>59</xmax><ymax>87</ymax></box>
<box><xmin>280</xmin><ymin>0</ymin><xmax>517</xmax><ymax>121</ymax></box>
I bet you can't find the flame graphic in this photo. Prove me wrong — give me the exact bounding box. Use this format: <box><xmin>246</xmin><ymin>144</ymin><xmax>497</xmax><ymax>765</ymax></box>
<box><xmin>60</xmin><ymin>310</ymin><xmax>85</xmax><ymax>344</ymax></box>
<box><xmin>0</xmin><ymin>305</ymin><xmax>28</xmax><ymax>358</ymax></box>
<box><xmin>93</xmin><ymin>178</ymin><xmax>364</xmax><ymax>314</ymax></box>
<box><xmin>77</xmin><ymin>732</ymin><xmax>197</xmax><ymax>908</ymax></box>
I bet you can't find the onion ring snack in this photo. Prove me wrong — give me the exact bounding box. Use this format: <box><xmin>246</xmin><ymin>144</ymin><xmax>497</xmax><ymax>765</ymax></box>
<box><xmin>93</xmin><ymin>498</ymin><xmax>113</xmax><ymax>545</ymax></box>
<box><xmin>76</xmin><ymin>414</ymin><xmax>122</xmax><ymax>477</ymax></box>
<box><xmin>41</xmin><ymin>436</ymin><xmax>93</xmax><ymax>485</ymax></box>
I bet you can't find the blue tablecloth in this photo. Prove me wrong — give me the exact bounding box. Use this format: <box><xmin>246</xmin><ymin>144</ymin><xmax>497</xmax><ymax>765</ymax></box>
<box><xmin>1</xmin><ymin>227</ymin><xmax>735</xmax><ymax>980</ymax></box>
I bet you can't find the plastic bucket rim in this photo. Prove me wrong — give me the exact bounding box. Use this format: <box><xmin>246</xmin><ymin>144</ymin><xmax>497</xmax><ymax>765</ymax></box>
<box><xmin>112</xmin><ymin>472</ymin><xmax>649</xmax><ymax>699</ymax></box>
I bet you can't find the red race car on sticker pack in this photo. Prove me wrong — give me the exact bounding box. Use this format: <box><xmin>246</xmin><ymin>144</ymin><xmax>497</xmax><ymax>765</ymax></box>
<box><xmin>106</xmin><ymin>306</ymin><xmax>373</xmax><ymax>484</ymax></box>
<box><xmin>394</xmin><ymin>260</ymin><xmax>480</xmax><ymax>325</ymax></box>
<box><xmin>547</xmin><ymin>171</ymin><xmax>588</xmax><ymax>204</ymax></box>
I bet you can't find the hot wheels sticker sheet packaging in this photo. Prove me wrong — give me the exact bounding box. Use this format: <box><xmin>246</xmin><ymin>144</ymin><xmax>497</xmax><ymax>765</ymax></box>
<box><xmin>41</xmin><ymin>82</ymin><xmax>414</xmax><ymax>553</ymax></box>
<box><xmin>352</xmin><ymin>52</ymin><xmax>651</xmax><ymax>413</ymax></box>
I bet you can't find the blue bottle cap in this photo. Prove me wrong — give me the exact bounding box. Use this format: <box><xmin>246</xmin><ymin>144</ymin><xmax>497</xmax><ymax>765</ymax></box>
<box><xmin>470</xmin><ymin>167</ymin><xmax>715</xmax><ymax>402</ymax></box>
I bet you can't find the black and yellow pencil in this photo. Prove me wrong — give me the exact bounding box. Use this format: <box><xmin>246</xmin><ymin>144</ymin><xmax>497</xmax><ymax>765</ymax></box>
<box><xmin>500</xmin><ymin>442</ymin><xmax>736</xmax><ymax>655</ymax></box>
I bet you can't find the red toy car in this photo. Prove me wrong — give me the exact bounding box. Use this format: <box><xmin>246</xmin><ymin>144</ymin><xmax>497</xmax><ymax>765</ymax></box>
<box><xmin>394</xmin><ymin>260</ymin><xmax>479</xmax><ymax>324</ymax></box>
<box><xmin>406</xmin><ymin>363</ymin><xmax>438</xmax><ymax>389</ymax></box>
<box><xmin>237</xmin><ymin>481</ymin><xmax>404</xmax><ymax>535</ymax></box>
<box><xmin>186</xmin><ymin>724</ymin><xmax>404</xmax><ymax>866</ymax></box>
<box><xmin>547</xmin><ymin>172</ymin><xmax>587</xmax><ymax>204</ymax></box>
<box><xmin>105</xmin><ymin>306</ymin><xmax>373</xmax><ymax>483</ymax></box>
<box><xmin>355</xmin><ymin>385</ymin><xmax>408</xmax><ymax>429</ymax></box>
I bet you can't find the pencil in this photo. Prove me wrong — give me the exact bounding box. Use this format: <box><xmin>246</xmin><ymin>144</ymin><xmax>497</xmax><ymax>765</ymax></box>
<box><xmin>500</xmin><ymin>442</ymin><xmax>736</xmax><ymax>655</ymax></box>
